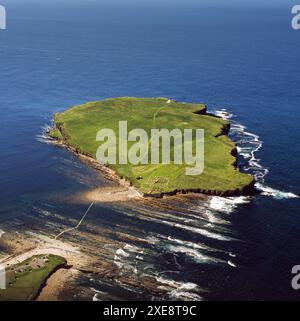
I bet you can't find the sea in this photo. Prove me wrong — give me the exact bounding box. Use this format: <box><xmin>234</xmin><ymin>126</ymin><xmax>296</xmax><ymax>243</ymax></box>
<box><xmin>0</xmin><ymin>0</ymin><xmax>299</xmax><ymax>300</ymax></box>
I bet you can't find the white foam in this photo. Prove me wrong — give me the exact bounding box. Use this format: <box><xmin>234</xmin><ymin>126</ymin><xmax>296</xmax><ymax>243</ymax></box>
<box><xmin>215</xmin><ymin>108</ymin><xmax>298</xmax><ymax>202</ymax></box>
<box><xmin>209</xmin><ymin>196</ymin><xmax>251</xmax><ymax>214</ymax></box>
<box><xmin>215</xmin><ymin>110</ymin><xmax>233</xmax><ymax>120</ymax></box>
<box><xmin>113</xmin><ymin>244</ymin><xmax>146</xmax><ymax>274</ymax></box>
<box><xmin>231</xmin><ymin>123</ymin><xmax>246</xmax><ymax>131</ymax></box>
<box><xmin>123</xmin><ymin>244</ymin><xmax>140</xmax><ymax>253</ymax></box>
<box><xmin>167</xmin><ymin>245</ymin><xmax>224</xmax><ymax>264</ymax></box>
<box><xmin>142</xmin><ymin>215</ymin><xmax>232</xmax><ymax>241</ymax></box>
<box><xmin>0</xmin><ymin>229</ymin><xmax>4</xmax><ymax>238</ymax></box>
<box><xmin>170</xmin><ymin>291</ymin><xmax>202</xmax><ymax>301</ymax></box>
<box><xmin>167</xmin><ymin>236</ymin><xmax>202</xmax><ymax>248</ymax></box>
<box><xmin>227</xmin><ymin>260</ymin><xmax>237</xmax><ymax>268</ymax></box>
<box><xmin>170</xmin><ymin>283</ymin><xmax>202</xmax><ymax>301</ymax></box>
<box><xmin>36</xmin><ymin>125</ymin><xmax>55</xmax><ymax>144</ymax></box>
<box><xmin>189</xmin><ymin>203</ymin><xmax>229</xmax><ymax>225</ymax></box>
<box><xmin>91</xmin><ymin>288</ymin><xmax>107</xmax><ymax>301</ymax></box>
<box><xmin>145</xmin><ymin>236</ymin><xmax>160</xmax><ymax>245</ymax></box>
<box><xmin>114</xmin><ymin>248</ymin><xmax>131</xmax><ymax>269</ymax></box>
<box><xmin>165</xmin><ymin>235</ymin><xmax>221</xmax><ymax>253</ymax></box>
<box><xmin>35</xmin><ymin>133</ymin><xmax>55</xmax><ymax>144</ymax></box>
<box><xmin>115</xmin><ymin>248</ymin><xmax>130</xmax><ymax>257</ymax></box>
<box><xmin>215</xmin><ymin>108</ymin><xmax>268</xmax><ymax>183</ymax></box>
<box><xmin>156</xmin><ymin>277</ymin><xmax>182</xmax><ymax>288</ymax></box>
<box><xmin>203</xmin><ymin>207</ymin><xmax>228</xmax><ymax>224</ymax></box>
<box><xmin>156</xmin><ymin>277</ymin><xmax>203</xmax><ymax>301</ymax></box>
<box><xmin>161</xmin><ymin>219</ymin><xmax>233</xmax><ymax>241</ymax></box>
<box><xmin>255</xmin><ymin>183</ymin><xmax>299</xmax><ymax>199</ymax></box>
<box><xmin>92</xmin><ymin>293</ymin><xmax>102</xmax><ymax>301</ymax></box>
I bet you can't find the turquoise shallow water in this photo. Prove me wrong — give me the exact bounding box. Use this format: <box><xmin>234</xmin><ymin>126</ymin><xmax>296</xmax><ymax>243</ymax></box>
<box><xmin>0</xmin><ymin>1</ymin><xmax>299</xmax><ymax>300</ymax></box>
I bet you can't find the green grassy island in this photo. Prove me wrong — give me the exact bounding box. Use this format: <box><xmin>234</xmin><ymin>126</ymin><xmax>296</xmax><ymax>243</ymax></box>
<box><xmin>0</xmin><ymin>255</ymin><xmax>67</xmax><ymax>301</ymax></box>
<box><xmin>49</xmin><ymin>97</ymin><xmax>255</xmax><ymax>196</ymax></box>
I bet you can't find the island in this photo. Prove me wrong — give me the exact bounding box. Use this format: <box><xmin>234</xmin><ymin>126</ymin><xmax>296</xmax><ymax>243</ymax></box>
<box><xmin>49</xmin><ymin>97</ymin><xmax>255</xmax><ymax>197</ymax></box>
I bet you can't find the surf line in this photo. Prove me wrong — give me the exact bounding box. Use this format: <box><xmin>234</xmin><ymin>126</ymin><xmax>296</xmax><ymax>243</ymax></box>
<box><xmin>54</xmin><ymin>202</ymin><xmax>94</xmax><ymax>240</ymax></box>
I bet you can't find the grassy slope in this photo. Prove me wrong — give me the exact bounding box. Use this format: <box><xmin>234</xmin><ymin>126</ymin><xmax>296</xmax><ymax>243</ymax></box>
<box><xmin>50</xmin><ymin>97</ymin><xmax>253</xmax><ymax>195</ymax></box>
<box><xmin>0</xmin><ymin>254</ymin><xmax>66</xmax><ymax>301</ymax></box>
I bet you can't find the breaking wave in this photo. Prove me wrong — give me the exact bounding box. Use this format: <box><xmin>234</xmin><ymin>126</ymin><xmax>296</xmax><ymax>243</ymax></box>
<box><xmin>156</xmin><ymin>277</ymin><xmax>203</xmax><ymax>301</ymax></box>
<box><xmin>166</xmin><ymin>245</ymin><xmax>225</xmax><ymax>265</ymax></box>
<box><xmin>255</xmin><ymin>183</ymin><xmax>299</xmax><ymax>200</ymax></box>
<box><xmin>208</xmin><ymin>196</ymin><xmax>251</xmax><ymax>214</ymax></box>
<box><xmin>35</xmin><ymin>125</ymin><xmax>54</xmax><ymax>144</ymax></box>
<box><xmin>212</xmin><ymin>109</ymin><xmax>298</xmax><ymax>207</ymax></box>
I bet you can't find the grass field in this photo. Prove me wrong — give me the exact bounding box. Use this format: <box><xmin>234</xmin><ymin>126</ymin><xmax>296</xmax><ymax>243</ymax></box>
<box><xmin>0</xmin><ymin>254</ymin><xmax>66</xmax><ymax>301</ymax></box>
<box><xmin>50</xmin><ymin>97</ymin><xmax>254</xmax><ymax>195</ymax></box>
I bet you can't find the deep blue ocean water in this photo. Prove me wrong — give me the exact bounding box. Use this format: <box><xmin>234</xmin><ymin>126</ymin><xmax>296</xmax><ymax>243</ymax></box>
<box><xmin>0</xmin><ymin>1</ymin><xmax>299</xmax><ymax>300</ymax></box>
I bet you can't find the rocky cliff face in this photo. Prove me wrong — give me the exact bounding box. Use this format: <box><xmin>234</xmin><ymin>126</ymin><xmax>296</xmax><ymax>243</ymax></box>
<box><xmin>143</xmin><ymin>178</ymin><xmax>256</xmax><ymax>198</ymax></box>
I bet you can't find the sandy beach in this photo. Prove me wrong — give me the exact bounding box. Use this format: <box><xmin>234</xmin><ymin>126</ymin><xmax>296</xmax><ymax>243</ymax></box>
<box><xmin>71</xmin><ymin>186</ymin><xmax>143</xmax><ymax>204</ymax></box>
